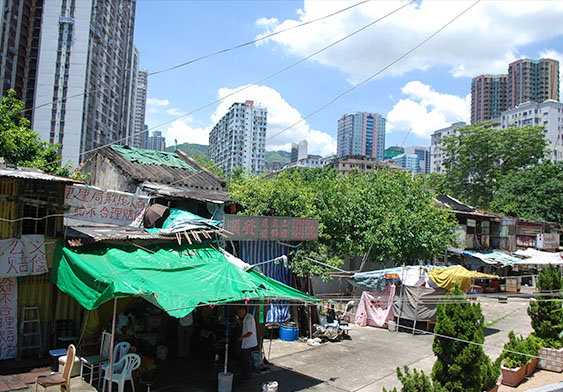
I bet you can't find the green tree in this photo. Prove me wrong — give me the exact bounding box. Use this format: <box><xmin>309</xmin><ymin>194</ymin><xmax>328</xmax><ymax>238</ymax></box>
<box><xmin>527</xmin><ymin>265</ymin><xmax>563</xmax><ymax>348</ymax></box>
<box><xmin>432</xmin><ymin>287</ymin><xmax>499</xmax><ymax>392</ymax></box>
<box><xmin>491</xmin><ymin>162</ymin><xmax>563</xmax><ymax>223</ymax></box>
<box><xmin>228</xmin><ymin>167</ymin><xmax>459</xmax><ymax>277</ymax></box>
<box><xmin>0</xmin><ymin>90</ymin><xmax>72</xmax><ymax>176</ymax></box>
<box><xmin>441</xmin><ymin>122</ymin><xmax>548</xmax><ymax>209</ymax></box>
<box><xmin>383</xmin><ymin>366</ymin><xmax>445</xmax><ymax>392</ymax></box>
<box><xmin>191</xmin><ymin>153</ymin><xmax>225</xmax><ymax>178</ymax></box>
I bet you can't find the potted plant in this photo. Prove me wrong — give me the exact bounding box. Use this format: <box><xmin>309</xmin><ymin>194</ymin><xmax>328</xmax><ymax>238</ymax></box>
<box><xmin>500</xmin><ymin>332</ymin><xmax>530</xmax><ymax>387</ymax></box>
<box><xmin>527</xmin><ymin>265</ymin><xmax>563</xmax><ymax>372</ymax></box>
<box><xmin>524</xmin><ymin>335</ymin><xmax>541</xmax><ymax>377</ymax></box>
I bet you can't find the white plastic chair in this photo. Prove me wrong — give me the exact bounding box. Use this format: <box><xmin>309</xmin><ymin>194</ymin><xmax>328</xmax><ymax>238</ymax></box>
<box><xmin>101</xmin><ymin>341</ymin><xmax>131</xmax><ymax>378</ymax></box>
<box><xmin>102</xmin><ymin>353</ymin><xmax>141</xmax><ymax>392</ymax></box>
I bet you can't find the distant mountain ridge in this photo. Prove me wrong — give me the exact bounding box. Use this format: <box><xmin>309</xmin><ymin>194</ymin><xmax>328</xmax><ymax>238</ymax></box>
<box><xmin>167</xmin><ymin>142</ymin><xmax>292</xmax><ymax>166</ymax></box>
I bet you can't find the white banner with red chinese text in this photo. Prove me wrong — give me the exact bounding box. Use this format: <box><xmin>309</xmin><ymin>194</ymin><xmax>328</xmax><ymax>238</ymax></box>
<box><xmin>0</xmin><ymin>235</ymin><xmax>48</xmax><ymax>277</ymax></box>
<box><xmin>65</xmin><ymin>184</ymin><xmax>149</xmax><ymax>227</ymax></box>
<box><xmin>0</xmin><ymin>277</ymin><xmax>17</xmax><ymax>360</ymax></box>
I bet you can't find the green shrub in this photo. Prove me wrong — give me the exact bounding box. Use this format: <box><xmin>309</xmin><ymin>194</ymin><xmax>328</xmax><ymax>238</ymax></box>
<box><xmin>383</xmin><ymin>366</ymin><xmax>445</xmax><ymax>392</ymax></box>
<box><xmin>501</xmin><ymin>331</ymin><xmax>532</xmax><ymax>369</ymax></box>
<box><xmin>527</xmin><ymin>265</ymin><xmax>563</xmax><ymax>348</ymax></box>
<box><xmin>431</xmin><ymin>286</ymin><xmax>499</xmax><ymax>392</ymax></box>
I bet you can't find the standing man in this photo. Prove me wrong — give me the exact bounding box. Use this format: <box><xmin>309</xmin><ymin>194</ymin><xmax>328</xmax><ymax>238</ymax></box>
<box><xmin>177</xmin><ymin>311</ymin><xmax>194</xmax><ymax>358</ymax></box>
<box><xmin>237</xmin><ymin>306</ymin><xmax>257</xmax><ymax>381</ymax></box>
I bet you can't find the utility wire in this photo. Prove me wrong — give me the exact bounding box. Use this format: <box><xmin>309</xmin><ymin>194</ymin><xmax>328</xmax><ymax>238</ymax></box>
<box><xmin>17</xmin><ymin>0</ymin><xmax>373</xmax><ymax>115</ymax></box>
<box><xmin>68</xmin><ymin>0</ymin><xmax>416</xmax><ymax>164</ymax></box>
<box><xmin>148</xmin><ymin>0</ymin><xmax>373</xmax><ymax>76</ymax></box>
<box><xmin>162</xmin><ymin>0</ymin><xmax>479</xmax><ymax>193</ymax></box>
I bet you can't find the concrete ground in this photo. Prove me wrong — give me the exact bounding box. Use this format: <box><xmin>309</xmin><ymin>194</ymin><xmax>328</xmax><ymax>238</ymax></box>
<box><xmin>234</xmin><ymin>292</ymin><xmax>562</xmax><ymax>392</ymax></box>
<box><xmin>5</xmin><ymin>291</ymin><xmax>561</xmax><ymax>392</ymax></box>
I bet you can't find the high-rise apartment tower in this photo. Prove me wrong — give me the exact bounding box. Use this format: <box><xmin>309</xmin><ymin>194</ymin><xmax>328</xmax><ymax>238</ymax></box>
<box><xmin>32</xmin><ymin>0</ymin><xmax>137</xmax><ymax>166</ymax></box>
<box><xmin>471</xmin><ymin>58</ymin><xmax>560</xmax><ymax>124</ymax></box>
<box><xmin>337</xmin><ymin>112</ymin><xmax>385</xmax><ymax>160</ymax></box>
<box><xmin>208</xmin><ymin>100</ymin><xmax>267</xmax><ymax>176</ymax></box>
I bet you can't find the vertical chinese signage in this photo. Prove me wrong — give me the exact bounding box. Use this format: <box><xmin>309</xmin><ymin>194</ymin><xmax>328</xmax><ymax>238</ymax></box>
<box><xmin>0</xmin><ymin>277</ymin><xmax>17</xmax><ymax>360</ymax></box>
<box><xmin>223</xmin><ymin>215</ymin><xmax>318</xmax><ymax>241</ymax></box>
<box><xmin>0</xmin><ymin>235</ymin><xmax>48</xmax><ymax>277</ymax></box>
<box><xmin>65</xmin><ymin>184</ymin><xmax>149</xmax><ymax>227</ymax></box>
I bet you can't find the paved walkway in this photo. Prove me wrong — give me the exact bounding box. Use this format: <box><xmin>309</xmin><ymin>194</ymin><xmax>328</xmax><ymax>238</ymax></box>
<box><xmin>0</xmin><ymin>367</ymin><xmax>96</xmax><ymax>392</ymax></box>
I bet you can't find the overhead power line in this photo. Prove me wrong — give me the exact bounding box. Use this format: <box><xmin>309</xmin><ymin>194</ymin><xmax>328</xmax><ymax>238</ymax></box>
<box><xmin>49</xmin><ymin>0</ymin><xmax>415</xmax><ymax>166</ymax></box>
<box><xmin>17</xmin><ymin>0</ymin><xmax>373</xmax><ymax>115</ymax></box>
<box><xmin>148</xmin><ymin>0</ymin><xmax>373</xmax><ymax>76</ymax></box>
<box><xmin>163</xmin><ymin>0</ymin><xmax>480</xmax><ymax>189</ymax></box>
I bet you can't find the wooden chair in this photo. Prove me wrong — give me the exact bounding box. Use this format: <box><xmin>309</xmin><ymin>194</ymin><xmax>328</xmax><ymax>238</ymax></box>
<box><xmin>35</xmin><ymin>344</ymin><xmax>75</xmax><ymax>391</ymax></box>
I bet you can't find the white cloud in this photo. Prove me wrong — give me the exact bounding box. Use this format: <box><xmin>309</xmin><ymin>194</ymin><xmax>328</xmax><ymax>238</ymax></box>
<box><xmin>161</xmin><ymin>84</ymin><xmax>336</xmax><ymax>156</ymax></box>
<box><xmin>386</xmin><ymin>81</ymin><xmax>470</xmax><ymax>138</ymax></box>
<box><xmin>212</xmin><ymin>84</ymin><xmax>336</xmax><ymax>156</ymax></box>
<box><xmin>166</xmin><ymin>107</ymin><xmax>187</xmax><ymax>116</ymax></box>
<box><xmin>164</xmin><ymin>119</ymin><xmax>211</xmax><ymax>146</ymax></box>
<box><xmin>257</xmin><ymin>1</ymin><xmax>563</xmax><ymax>82</ymax></box>
<box><xmin>146</xmin><ymin>97</ymin><xmax>170</xmax><ymax>113</ymax></box>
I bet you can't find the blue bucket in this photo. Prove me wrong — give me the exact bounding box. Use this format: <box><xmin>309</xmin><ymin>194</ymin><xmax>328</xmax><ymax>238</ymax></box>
<box><xmin>279</xmin><ymin>325</ymin><xmax>298</xmax><ymax>341</ymax></box>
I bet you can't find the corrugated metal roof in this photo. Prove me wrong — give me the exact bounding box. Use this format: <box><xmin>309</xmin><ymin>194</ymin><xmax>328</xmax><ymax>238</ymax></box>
<box><xmin>0</xmin><ymin>168</ymin><xmax>81</xmax><ymax>184</ymax></box>
<box><xmin>95</xmin><ymin>147</ymin><xmax>228</xmax><ymax>201</ymax></box>
<box><xmin>65</xmin><ymin>218</ymin><xmax>173</xmax><ymax>247</ymax></box>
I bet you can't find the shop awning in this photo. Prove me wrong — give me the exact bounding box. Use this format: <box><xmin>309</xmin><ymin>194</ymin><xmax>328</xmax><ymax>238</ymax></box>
<box><xmin>52</xmin><ymin>242</ymin><xmax>316</xmax><ymax>319</ymax></box>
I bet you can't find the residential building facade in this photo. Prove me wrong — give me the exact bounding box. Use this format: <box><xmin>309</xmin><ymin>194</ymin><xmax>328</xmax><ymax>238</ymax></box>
<box><xmin>0</xmin><ymin>0</ymin><xmax>41</xmax><ymax>117</ymax></box>
<box><xmin>471</xmin><ymin>74</ymin><xmax>507</xmax><ymax>123</ymax></box>
<box><xmin>208</xmin><ymin>100</ymin><xmax>267</xmax><ymax>176</ymax></box>
<box><xmin>500</xmin><ymin>100</ymin><xmax>563</xmax><ymax>162</ymax></box>
<box><xmin>133</xmin><ymin>68</ymin><xmax>148</xmax><ymax>149</ymax></box>
<box><xmin>430</xmin><ymin>122</ymin><xmax>466</xmax><ymax>173</ymax></box>
<box><xmin>146</xmin><ymin>130</ymin><xmax>166</xmax><ymax>152</ymax></box>
<box><xmin>392</xmin><ymin>153</ymin><xmax>420</xmax><ymax>174</ymax></box>
<box><xmin>507</xmin><ymin>58</ymin><xmax>559</xmax><ymax>109</ymax></box>
<box><xmin>32</xmin><ymin>0</ymin><xmax>137</xmax><ymax>167</ymax></box>
<box><xmin>471</xmin><ymin>58</ymin><xmax>560</xmax><ymax>124</ymax></box>
<box><xmin>404</xmin><ymin>146</ymin><xmax>430</xmax><ymax>174</ymax></box>
<box><xmin>337</xmin><ymin>112</ymin><xmax>385</xmax><ymax>160</ymax></box>
<box><xmin>290</xmin><ymin>140</ymin><xmax>308</xmax><ymax>163</ymax></box>
<box><xmin>331</xmin><ymin>155</ymin><xmax>401</xmax><ymax>175</ymax></box>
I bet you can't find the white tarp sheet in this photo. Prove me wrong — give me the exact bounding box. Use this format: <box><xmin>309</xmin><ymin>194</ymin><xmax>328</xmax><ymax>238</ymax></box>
<box><xmin>515</xmin><ymin>248</ymin><xmax>563</xmax><ymax>265</ymax></box>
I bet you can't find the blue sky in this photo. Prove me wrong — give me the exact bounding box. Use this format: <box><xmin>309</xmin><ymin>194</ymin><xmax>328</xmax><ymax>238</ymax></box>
<box><xmin>135</xmin><ymin>0</ymin><xmax>563</xmax><ymax>156</ymax></box>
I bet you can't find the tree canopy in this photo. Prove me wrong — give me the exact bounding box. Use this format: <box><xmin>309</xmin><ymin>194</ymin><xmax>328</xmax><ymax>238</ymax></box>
<box><xmin>0</xmin><ymin>90</ymin><xmax>72</xmax><ymax>176</ymax></box>
<box><xmin>490</xmin><ymin>162</ymin><xmax>563</xmax><ymax>223</ymax></box>
<box><xmin>228</xmin><ymin>166</ymin><xmax>459</xmax><ymax>277</ymax></box>
<box><xmin>440</xmin><ymin>122</ymin><xmax>548</xmax><ymax>209</ymax></box>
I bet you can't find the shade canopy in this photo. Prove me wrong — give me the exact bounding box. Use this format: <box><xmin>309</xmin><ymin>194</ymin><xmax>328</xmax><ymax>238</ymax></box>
<box><xmin>52</xmin><ymin>242</ymin><xmax>316</xmax><ymax>318</ymax></box>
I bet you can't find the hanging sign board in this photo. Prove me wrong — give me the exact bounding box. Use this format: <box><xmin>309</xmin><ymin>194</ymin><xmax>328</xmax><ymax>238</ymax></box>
<box><xmin>0</xmin><ymin>235</ymin><xmax>48</xmax><ymax>277</ymax></box>
<box><xmin>65</xmin><ymin>184</ymin><xmax>149</xmax><ymax>227</ymax></box>
<box><xmin>223</xmin><ymin>215</ymin><xmax>318</xmax><ymax>241</ymax></box>
<box><xmin>0</xmin><ymin>277</ymin><xmax>17</xmax><ymax>360</ymax></box>
<box><xmin>537</xmin><ymin>233</ymin><xmax>560</xmax><ymax>250</ymax></box>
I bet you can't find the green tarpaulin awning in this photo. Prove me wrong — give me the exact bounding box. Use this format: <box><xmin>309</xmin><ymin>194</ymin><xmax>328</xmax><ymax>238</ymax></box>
<box><xmin>52</xmin><ymin>242</ymin><xmax>316</xmax><ymax>318</ymax></box>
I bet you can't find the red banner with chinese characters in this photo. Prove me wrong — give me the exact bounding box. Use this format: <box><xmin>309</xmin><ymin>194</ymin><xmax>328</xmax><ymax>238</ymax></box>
<box><xmin>0</xmin><ymin>235</ymin><xmax>48</xmax><ymax>277</ymax></box>
<box><xmin>65</xmin><ymin>184</ymin><xmax>149</xmax><ymax>227</ymax></box>
<box><xmin>223</xmin><ymin>215</ymin><xmax>318</xmax><ymax>241</ymax></box>
<box><xmin>0</xmin><ymin>277</ymin><xmax>17</xmax><ymax>360</ymax></box>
